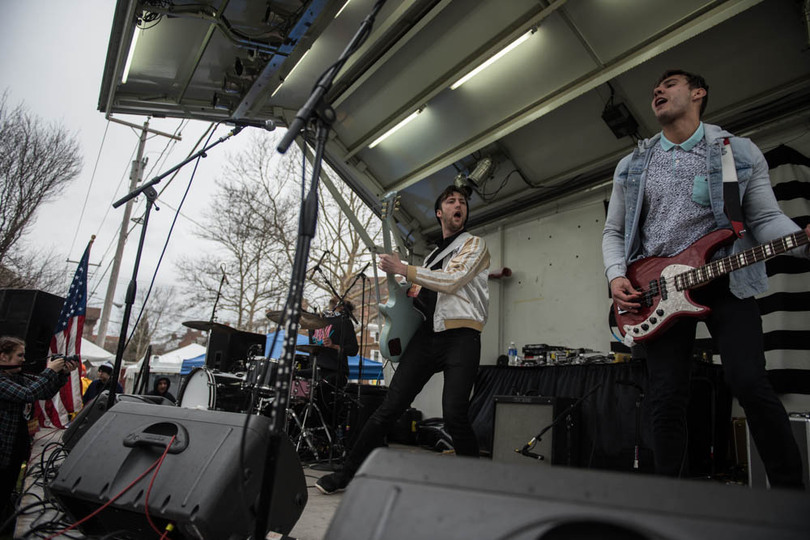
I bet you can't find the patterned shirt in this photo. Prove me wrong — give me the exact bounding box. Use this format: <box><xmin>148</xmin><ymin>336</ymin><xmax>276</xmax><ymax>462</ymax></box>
<box><xmin>640</xmin><ymin>123</ymin><xmax>717</xmax><ymax>258</ymax></box>
<box><xmin>0</xmin><ymin>369</ymin><xmax>68</xmax><ymax>467</ymax></box>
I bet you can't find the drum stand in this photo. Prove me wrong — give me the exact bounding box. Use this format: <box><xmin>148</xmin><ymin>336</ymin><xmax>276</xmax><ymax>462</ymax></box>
<box><xmin>286</xmin><ymin>358</ymin><xmax>332</xmax><ymax>462</ymax></box>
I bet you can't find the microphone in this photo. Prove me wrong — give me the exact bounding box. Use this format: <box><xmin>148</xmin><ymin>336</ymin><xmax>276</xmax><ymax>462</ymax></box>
<box><xmin>309</xmin><ymin>250</ymin><xmax>331</xmax><ymax>279</ymax></box>
<box><xmin>226</xmin><ymin>118</ymin><xmax>277</xmax><ymax>132</ymax></box>
<box><xmin>354</xmin><ymin>261</ymin><xmax>371</xmax><ymax>278</ymax></box>
<box><xmin>515</xmin><ymin>447</ymin><xmax>545</xmax><ymax>460</ymax></box>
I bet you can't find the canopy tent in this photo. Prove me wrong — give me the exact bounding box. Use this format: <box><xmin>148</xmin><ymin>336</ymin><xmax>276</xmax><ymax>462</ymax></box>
<box><xmin>181</xmin><ymin>353</ymin><xmax>206</xmax><ymax>375</ymax></box>
<box><xmin>149</xmin><ymin>343</ymin><xmax>206</xmax><ymax>374</ymax></box>
<box><xmin>349</xmin><ymin>355</ymin><xmax>383</xmax><ymax>382</ymax></box>
<box><xmin>79</xmin><ymin>338</ymin><xmax>114</xmax><ymax>366</ymax></box>
<box><xmin>265</xmin><ymin>330</ymin><xmax>310</xmax><ymax>359</ymax></box>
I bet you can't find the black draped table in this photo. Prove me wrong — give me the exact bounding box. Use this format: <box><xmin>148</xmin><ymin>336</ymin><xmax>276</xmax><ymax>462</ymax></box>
<box><xmin>469</xmin><ymin>361</ymin><xmax>733</xmax><ymax>475</ymax></box>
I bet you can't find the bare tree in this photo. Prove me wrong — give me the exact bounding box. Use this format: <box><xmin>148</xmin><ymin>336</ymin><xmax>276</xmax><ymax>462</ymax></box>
<box><xmin>0</xmin><ymin>91</ymin><xmax>83</xmax><ymax>270</ymax></box>
<box><xmin>125</xmin><ymin>286</ymin><xmax>182</xmax><ymax>362</ymax></box>
<box><xmin>177</xmin><ymin>131</ymin><xmax>381</xmax><ymax>331</ymax></box>
<box><xmin>0</xmin><ymin>248</ymin><xmax>65</xmax><ymax>292</ymax></box>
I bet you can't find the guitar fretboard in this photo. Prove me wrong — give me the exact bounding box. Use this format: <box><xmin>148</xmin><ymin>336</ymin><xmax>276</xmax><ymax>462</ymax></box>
<box><xmin>674</xmin><ymin>231</ymin><xmax>809</xmax><ymax>291</ymax></box>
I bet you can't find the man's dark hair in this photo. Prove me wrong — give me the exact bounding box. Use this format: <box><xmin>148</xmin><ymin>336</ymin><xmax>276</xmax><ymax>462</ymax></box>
<box><xmin>655</xmin><ymin>69</ymin><xmax>710</xmax><ymax>117</ymax></box>
<box><xmin>433</xmin><ymin>185</ymin><xmax>469</xmax><ymax>227</ymax></box>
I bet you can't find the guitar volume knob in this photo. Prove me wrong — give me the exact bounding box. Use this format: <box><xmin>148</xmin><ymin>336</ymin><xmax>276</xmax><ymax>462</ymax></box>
<box><xmin>656</xmin><ymin>308</ymin><xmax>664</xmax><ymax>316</ymax></box>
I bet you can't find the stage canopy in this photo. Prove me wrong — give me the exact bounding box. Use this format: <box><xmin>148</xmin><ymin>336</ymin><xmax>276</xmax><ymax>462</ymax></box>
<box><xmin>99</xmin><ymin>0</ymin><xmax>810</xmax><ymax>252</ymax></box>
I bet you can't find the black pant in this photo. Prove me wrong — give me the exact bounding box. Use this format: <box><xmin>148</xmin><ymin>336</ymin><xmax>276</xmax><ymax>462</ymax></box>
<box><xmin>343</xmin><ymin>326</ymin><xmax>481</xmax><ymax>475</ymax></box>
<box><xmin>1</xmin><ymin>426</ymin><xmax>29</xmax><ymax>526</ymax></box>
<box><xmin>643</xmin><ymin>277</ymin><xmax>802</xmax><ymax>487</ymax></box>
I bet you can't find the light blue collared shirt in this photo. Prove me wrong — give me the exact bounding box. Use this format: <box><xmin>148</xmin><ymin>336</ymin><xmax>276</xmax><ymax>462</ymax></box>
<box><xmin>660</xmin><ymin>122</ymin><xmax>704</xmax><ymax>152</ymax></box>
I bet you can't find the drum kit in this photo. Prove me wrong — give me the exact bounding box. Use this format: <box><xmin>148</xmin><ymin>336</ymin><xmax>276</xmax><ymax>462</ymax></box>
<box><xmin>175</xmin><ymin>313</ymin><xmax>344</xmax><ymax>463</ymax></box>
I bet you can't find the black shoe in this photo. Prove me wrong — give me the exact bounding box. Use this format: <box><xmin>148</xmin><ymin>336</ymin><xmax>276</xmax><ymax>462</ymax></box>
<box><xmin>315</xmin><ymin>471</ymin><xmax>350</xmax><ymax>495</ymax></box>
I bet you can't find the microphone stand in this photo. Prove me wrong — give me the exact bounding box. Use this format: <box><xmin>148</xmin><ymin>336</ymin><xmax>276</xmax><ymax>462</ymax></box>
<box><xmin>106</xmin><ymin>126</ymin><xmax>244</xmax><ymax>410</ymax></box>
<box><xmin>256</xmin><ymin>2</ymin><xmax>388</xmax><ymax>535</ymax></box>
<box><xmin>516</xmin><ymin>383</ymin><xmax>602</xmax><ymax>462</ymax></box>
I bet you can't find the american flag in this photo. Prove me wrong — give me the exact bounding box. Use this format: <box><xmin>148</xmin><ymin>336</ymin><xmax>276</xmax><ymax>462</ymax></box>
<box><xmin>34</xmin><ymin>238</ymin><xmax>93</xmax><ymax>429</ymax></box>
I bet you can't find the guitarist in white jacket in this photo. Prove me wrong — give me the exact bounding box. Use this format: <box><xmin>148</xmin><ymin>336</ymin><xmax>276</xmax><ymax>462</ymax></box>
<box><xmin>317</xmin><ymin>185</ymin><xmax>490</xmax><ymax>494</ymax></box>
<box><xmin>602</xmin><ymin>69</ymin><xmax>810</xmax><ymax>488</ymax></box>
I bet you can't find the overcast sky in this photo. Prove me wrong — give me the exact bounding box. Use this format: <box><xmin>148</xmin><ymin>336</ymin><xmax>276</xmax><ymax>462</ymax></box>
<box><xmin>0</xmin><ymin>3</ymin><xmax>276</xmax><ymax>321</ymax></box>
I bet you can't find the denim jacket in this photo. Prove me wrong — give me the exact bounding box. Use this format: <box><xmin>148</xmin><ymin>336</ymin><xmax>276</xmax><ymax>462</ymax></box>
<box><xmin>603</xmin><ymin>123</ymin><xmax>807</xmax><ymax>299</ymax></box>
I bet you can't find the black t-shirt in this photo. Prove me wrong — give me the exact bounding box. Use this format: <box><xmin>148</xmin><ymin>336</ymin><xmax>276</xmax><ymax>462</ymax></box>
<box><xmin>414</xmin><ymin>230</ymin><xmax>465</xmax><ymax>328</ymax></box>
<box><xmin>311</xmin><ymin>313</ymin><xmax>359</xmax><ymax>374</ymax></box>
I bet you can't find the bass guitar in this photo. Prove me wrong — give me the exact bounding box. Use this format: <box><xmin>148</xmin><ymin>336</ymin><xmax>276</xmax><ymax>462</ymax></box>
<box><xmin>616</xmin><ymin>228</ymin><xmax>809</xmax><ymax>345</ymax></box>
<box><xmin>378</xmin><ymin>191</ymin><xmax>424</xmax><ymax>362</ymax></box>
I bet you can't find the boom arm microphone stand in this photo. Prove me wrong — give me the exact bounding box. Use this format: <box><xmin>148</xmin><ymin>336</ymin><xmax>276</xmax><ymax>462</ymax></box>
<box><xmin>106</xmin><ymin>126</ymin><xmax>245</xmax><ymax>410</ymax></box>
<box><xmin>255</xmin><ymin>2</ymin><xmax>388</xmax><ymax>535</ymax></box>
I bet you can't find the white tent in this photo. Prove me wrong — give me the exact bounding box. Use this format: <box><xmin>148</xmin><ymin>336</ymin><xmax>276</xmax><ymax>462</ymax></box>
<box><xmin>148</xmin><ymin>343</ymin><xmax>206</xmax><ymax>374</ymax></box>
<box><xmin>80</xmin><ymin>338</ymin><xmax>114</xmax><ymax>366</ymax></box>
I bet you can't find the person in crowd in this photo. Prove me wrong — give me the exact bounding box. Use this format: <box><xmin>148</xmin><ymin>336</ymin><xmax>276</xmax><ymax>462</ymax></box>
<box><xmin>602</xmin><ymin>69</ymin><xmax>810</xmax><ymax>487</ymax></box>
<box><xmin>0</xmin><ymin>336</ymin><xmax>78</xmax><ymax>523</ymax></box>
<box><xmin>147</xmin><ymin>376</ymin><xmax>176</xmax><ymax>404</ymax></box>
<box><xmin>82</xmin><ymin>361</ymin><xmax>123</xmax><ymax>404</ymax></box>
<box><xmin>317</xmin><ymin>185</ymin><xmax>490</xmax><ymax>494</ymax></box>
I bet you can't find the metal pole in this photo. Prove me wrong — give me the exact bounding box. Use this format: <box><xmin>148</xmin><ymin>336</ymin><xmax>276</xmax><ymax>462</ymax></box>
<box><xmin>96</xmin><ymin>119</ymin><xmax>149</xmax><ymax>347</ymax></box>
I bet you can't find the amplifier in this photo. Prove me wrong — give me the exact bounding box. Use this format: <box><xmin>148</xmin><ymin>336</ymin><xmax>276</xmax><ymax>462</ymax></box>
<box><xmin>491</xmin><ymin>395</ymin><xmax>578</xmax><ymax>466</ymax></box>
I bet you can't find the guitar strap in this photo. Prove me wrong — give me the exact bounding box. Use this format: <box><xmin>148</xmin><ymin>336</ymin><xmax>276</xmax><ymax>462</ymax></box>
<box><xmin>407</xmin><ymin>232</ymin><xmax>471</xmax><ymax>298</ymax></box>
<box><xmin>426</xmin><ymin>232</ymin><xmax>471</xmax><ymax>268</ymax></box>
<box><xmin>721</xmin><ymin>138</ymin><xmax>745</xmax><ymax>238</ymax></box>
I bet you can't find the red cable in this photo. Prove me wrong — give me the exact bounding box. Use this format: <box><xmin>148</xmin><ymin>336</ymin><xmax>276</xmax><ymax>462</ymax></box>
<box><xmin>144</xmin><ymin>436</ymin><xmax>176</xmax><ymax>536</ymax></box>
<box><xmin>47</xmin><ymin>435</ymin><xmax>177</xmax><ymax>540</ymax></box>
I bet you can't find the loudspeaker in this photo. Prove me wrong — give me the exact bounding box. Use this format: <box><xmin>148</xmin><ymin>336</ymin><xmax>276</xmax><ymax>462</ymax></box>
<box><xmin>748</xmin><ymin>415</ymin><xmax>810</xmax><ymax>489</ymax></box>
<box><xmin>0</xmin><ymin>289</ymin><xmax>64</xmax><ymax>372</ymax></box>
<box><xmin>206</xmin><ymin>329</ymin><xmax>266</xmax><ymax>372</ymax></box>
<box><xmin>324</xmin><ymin>448</ymin><xmax>810</xmax><ymax>540</ymax></box>
<box><xmin>491</xmin><ymin>395</ymin><xmax>578</xmax><ymax>465</ymax></box>
<box><xmin>51</xmin><ymin>402</ymin><xmax>307</xmax><ymax>538</ymax></box>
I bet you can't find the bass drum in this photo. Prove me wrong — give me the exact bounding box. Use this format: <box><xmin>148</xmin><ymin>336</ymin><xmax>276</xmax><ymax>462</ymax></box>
<box><xmin>178</xmin><ymin>368</ymin><xmax>249</xmax><ymax>413</ymax></box>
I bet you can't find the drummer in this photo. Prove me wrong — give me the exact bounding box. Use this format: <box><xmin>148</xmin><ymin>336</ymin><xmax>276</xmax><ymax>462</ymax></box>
<box><xmin>310</xmin><ymin>298</ymin><xmax>359</xmax><ymax>421</ymax></box>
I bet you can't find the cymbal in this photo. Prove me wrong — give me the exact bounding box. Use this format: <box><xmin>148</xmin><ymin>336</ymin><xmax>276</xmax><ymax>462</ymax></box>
<box><xmin>182</xmin><ymin>320</ymin><xmax>237</xmax><ymax>333</ymax></box>
<box><xmin>296</xmin><ymin>344</ymin><xmax>331</xmax><ymax>355</ymax></box>
<box><xmin>265</xmin><ymin>310</ymin><xmax>329</xmax><ymax>330</ymax></box>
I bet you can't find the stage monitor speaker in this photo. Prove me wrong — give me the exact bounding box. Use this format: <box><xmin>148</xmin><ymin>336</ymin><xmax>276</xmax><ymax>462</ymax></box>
<box><xmin>748</xmin><ymin>414</ymin><xmax>810</xmax><ymax>490</ymax></box>
<box><xmin>207</xmin><ymin>328</ymin><xmax>266</xmax><ymax>372</ymax></box>
<box><xmin>0</xmin><ymin>288</ymin><xmax>64</xmax><ymax>373</ymax></box>
<box><xmin>324</xmin><ymin>448</ymin><xmax>810</xmax><ymax>540</ymax></box>
<box><xmin>51</xmin><ymin>401</ymin><xmax>307</xmax><ymax>538</ymax></box>
<box><xmin>491</xmin><ymin>395</ymin><xmax>578</xmax><ymax>466</ymax></box>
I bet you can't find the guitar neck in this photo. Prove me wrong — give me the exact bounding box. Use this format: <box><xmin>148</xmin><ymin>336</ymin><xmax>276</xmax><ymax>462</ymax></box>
<box><xmin>675</xmin><ymin>230</ymin><xmax>809</xmax><ymax>290</ymax></box>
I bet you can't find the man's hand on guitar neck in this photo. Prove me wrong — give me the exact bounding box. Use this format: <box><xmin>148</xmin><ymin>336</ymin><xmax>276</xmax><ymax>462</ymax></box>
<box><xmin>379</xmin><ymin>253</ymin><xmax>408</xmax><ymax>276</ymax></box>
<box><xmin>610</xmin><ymin>276</ymin><xmax>642</xmax><ymax>314</ymax></box>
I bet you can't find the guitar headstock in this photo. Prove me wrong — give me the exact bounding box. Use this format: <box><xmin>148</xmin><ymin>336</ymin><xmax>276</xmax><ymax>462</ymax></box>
<box><xmin>380</xmin><ymin>191</ymin><xmax>400</xmax><ymax>220</ymax></box>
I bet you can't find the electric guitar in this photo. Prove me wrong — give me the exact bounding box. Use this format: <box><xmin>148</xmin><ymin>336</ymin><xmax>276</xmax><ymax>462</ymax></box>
<box><xmin>615</xmin><ymin>228</ymin><xmax>809</xmax><ymax>345</ymax></box>
<box><xmin>378</xmin><ymin>191</ymin><xmax>423</xmax><ymax>362</ymax></box>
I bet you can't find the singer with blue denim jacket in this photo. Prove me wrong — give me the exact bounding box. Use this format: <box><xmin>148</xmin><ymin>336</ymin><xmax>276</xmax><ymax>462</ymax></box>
<box><xmin>602</xmin><ymin>70</ymin><xmax>810</xmax><ymax>487</ymax></box>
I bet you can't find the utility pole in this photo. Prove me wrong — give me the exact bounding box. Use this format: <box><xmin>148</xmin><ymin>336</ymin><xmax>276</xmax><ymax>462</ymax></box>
<box><xmin>95</xmin><ymin>118</ymin><xmax>181</xmax><ymax>349</ymax></box>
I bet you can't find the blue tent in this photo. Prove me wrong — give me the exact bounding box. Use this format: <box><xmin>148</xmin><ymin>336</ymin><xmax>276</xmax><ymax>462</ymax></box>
<box><xmin>265</xmin><ymin>330</ymin><xmax>311</xmax><ymax>358</ymax></box>
<box><xmin>180</xmin><ymin>353</ymin><xmax>205</xmax><ymax>375</ymax></box>
<box><xmin>349</xmin><ymin>355</ymin><xmax>383</xmax><ymax>381</ymax></box>
<box><xmin>267</xmin><ymin>330</ymin><xmax>384</xmax><ymax>381</ymax></box>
